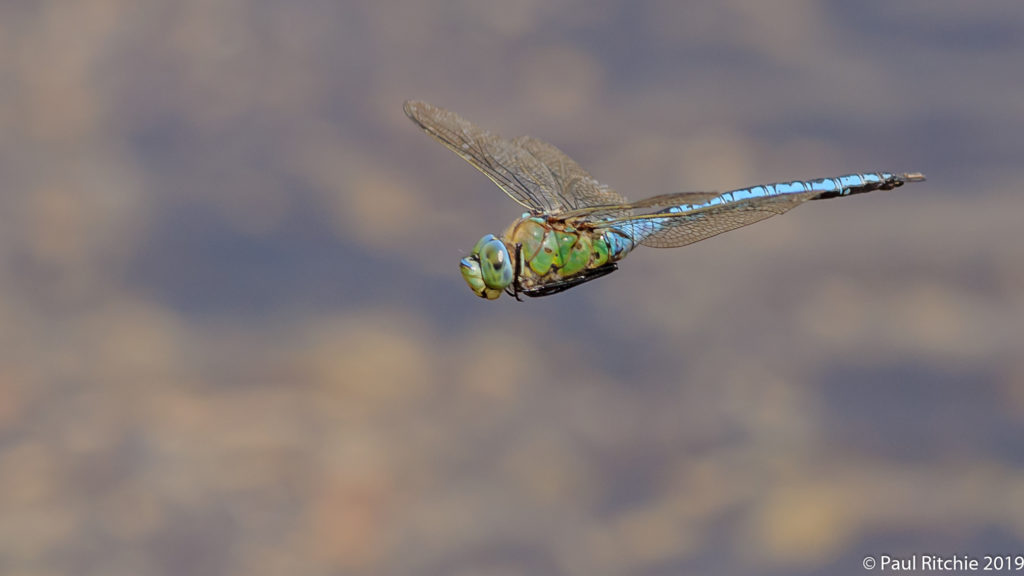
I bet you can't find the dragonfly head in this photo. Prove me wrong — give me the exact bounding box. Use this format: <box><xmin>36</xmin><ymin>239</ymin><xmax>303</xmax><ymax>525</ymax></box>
<box><xmin>461</xmin><ymin>234</ymin><xmax>513</xmax><ymax>299</ymax></box>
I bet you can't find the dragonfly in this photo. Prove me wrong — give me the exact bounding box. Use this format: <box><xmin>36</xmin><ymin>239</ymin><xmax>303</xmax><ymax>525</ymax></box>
<box><xmin>404</xmin><ymin>99</ymin><xmax>925</xmax><ymax>300</ymax></box>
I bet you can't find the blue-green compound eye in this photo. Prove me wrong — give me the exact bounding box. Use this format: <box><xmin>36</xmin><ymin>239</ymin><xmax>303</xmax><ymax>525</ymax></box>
<box><xmin>462</xmin><ymin>234</ymin><xmax>512</xmax><ymax>299</ymax></box>
<box><xmin>475</xmin><ymin>234</ymin><xmax>513</xmax><ymax>290</ymax></box>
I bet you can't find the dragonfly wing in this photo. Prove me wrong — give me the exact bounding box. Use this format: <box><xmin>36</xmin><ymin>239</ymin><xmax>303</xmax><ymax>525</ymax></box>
<box><xmin>404</xmin><ymin>100</ymin><xmax>566</xmax><ymax>214</ymax></box>
<box><xmin>560</xmin><ymin>191</ymin><xmax>722</xmax><ymax>221</ymax></box>
<box><xmin>515</xmin><ymin>137</ymin><xmax>628</xmax><ymax>209</ymax></box>
<box><xmin>618</xmin><ymin>191</ymin><xmax>724</xmax><ymax>210</ymax></box>
<box><xmin>602</xmin><ymin>190</ymin><xmax>820</xmax><ymax>248</ymax></box>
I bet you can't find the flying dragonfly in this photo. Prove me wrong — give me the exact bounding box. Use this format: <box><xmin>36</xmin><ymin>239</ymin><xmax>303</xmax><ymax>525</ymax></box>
<box><xmin>404</xmin><ymin>99</ymin><xmax>925</xmax><ymax>300</ymax></box>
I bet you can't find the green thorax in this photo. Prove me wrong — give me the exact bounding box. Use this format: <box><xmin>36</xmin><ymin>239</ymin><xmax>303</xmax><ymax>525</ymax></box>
<box><xmin>504</xmin><ymin>217</ymin><xmax>614</xmax><ymax>284</ymax></box>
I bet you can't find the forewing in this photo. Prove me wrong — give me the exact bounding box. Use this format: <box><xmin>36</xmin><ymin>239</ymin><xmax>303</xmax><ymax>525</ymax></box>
<box><xmin>600</xmin><ymin>190</ymin><xmax>821</xmax><ymax>248</ymax></box>
<box><xmin>515</xmin><ymin>137</ymin><xmax>628</xmax><ymax>209</ymax></box>
<box><xmin>404</xmin><ymin>100</ymin><xmax>564</xmax><ymax>214</ymax></box>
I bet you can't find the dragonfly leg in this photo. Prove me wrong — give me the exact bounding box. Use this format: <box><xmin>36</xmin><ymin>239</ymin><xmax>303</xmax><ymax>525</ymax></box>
<box><xmin>521</xmin><ymin>263</ymin><xmax>618</xmax><ymax>297</ymax></box>
<box><xmin>505</xmin><ymin>243</ymin><xmax>525</xmax><ymax>301</ymax></box>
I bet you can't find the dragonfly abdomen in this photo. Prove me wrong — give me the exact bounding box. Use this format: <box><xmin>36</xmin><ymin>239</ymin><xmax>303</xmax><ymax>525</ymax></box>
<box><xmin>801</xmin><ymin>171</ymin><xmax>925</xmax><ymax>200</ymax></box>
<box><xmin>683</xmin><ymin>172</ymin><xmax>925</xmax><ymax>210</ymax></box>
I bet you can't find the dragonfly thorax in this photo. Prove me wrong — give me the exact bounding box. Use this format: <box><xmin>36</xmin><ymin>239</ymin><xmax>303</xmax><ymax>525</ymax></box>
<box><xmin>460</xmin><ymin>234</ymin><xmax>513</xmax><ymax>299</ymax></box>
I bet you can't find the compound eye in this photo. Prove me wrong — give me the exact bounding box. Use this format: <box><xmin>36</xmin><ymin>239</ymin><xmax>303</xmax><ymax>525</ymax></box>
<box><xmin>481</xmin><ymin>241</ymin><xmax>505</xmax><ymax>268</ymax></box>
<box><xmin>476</xmin><ymin>236</ymin><xmax>513</xmax><ymax>290</ymax></box>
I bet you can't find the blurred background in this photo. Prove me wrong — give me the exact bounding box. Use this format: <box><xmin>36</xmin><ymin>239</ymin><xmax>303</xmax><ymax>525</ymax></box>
<box><xmin>2</xmin><ymin>1</ymin><xmax>1023</xmax><ymax>575</ymax></box>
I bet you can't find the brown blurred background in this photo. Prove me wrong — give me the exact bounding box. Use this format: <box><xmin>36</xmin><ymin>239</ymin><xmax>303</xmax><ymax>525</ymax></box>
<box><xmin>2</xmin><ymin>1</ymin><xmax>1023</xmax><ymax>575</ymax></box>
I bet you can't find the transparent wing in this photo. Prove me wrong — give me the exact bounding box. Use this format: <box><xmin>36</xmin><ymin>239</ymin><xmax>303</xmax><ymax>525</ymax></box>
<box><xmin>515</xmin><ymin>137</ymin><xmax>628</xmax><ymax>208</ymax></box>
<box><xmin>404</xmin><ymin>100</ymin><xmax>560</xmax><ymax>213</ymax></box>
<box><xmin>598</xmin><ymin>190</ymin><xmax>821</xmax><ymax>248</ymax></box>
<box><xmin>405</xmin><ymin>100</ymin><xmax>624</xmax><ymax>214</ymax></box>
<box><xmin>561</xmin><ymin>190</ymin><xmax>722</xmax><ymax>220</ymax></box>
